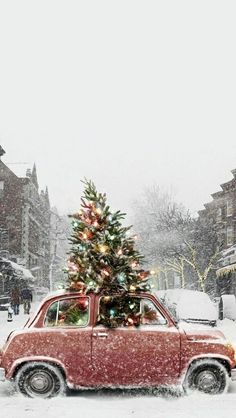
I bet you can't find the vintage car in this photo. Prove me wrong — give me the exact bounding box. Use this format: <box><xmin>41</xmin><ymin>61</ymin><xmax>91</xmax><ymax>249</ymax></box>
<box><xmin>0</xmin><ymin>289</ymin><xmax>236</xmax><ymax>398</ymax></box>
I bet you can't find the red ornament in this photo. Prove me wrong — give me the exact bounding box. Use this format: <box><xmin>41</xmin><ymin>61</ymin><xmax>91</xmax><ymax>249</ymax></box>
<box><xmin>77</xmin><ymin>297</ymin><xmax>89</xmax><ymax>311</ymax></box>
<box><xmin>138</xmin><ymin>270</ymin><xmax>150</xmax><ymax>280</ymax></box>
<box><xmin>79</xmin><ymin>229</ymin><xmax>94</xmax><ymax>240</ymax></box>
<box><xmin>87</xmin><ymin>230</ymin><xmax>94</xmax><ymax>240</ymax></box>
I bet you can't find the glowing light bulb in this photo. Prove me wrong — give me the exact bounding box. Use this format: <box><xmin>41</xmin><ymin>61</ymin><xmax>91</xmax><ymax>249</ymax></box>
<box><xmin>129</xmin><ymin>285</ymin><xmax>136</xmax><ymax>292</ymax></box>
<box><xmin>99</xmin><ymin>244</ymin><xmax>108</xmax><ymax>253</ymax></box>
<box><xmin>96</xmin><ymin>208</ymin><xmax>103</xmax><ymax>215</ymax></box>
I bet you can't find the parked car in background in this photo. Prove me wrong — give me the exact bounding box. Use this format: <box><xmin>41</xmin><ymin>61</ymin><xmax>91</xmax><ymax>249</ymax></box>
<box><xmin>155</xmin><ymin>289</ymin><xmax>218</xmax><ymax>326</ymax></box>
<box><xmin>0</xmin><ymin>289</ymin><xmax>235</xmax><ymax>398</ymax></box>
<box><xmin>0</xmin><ymin>295</ymin><xmax>11</xmax><ymax>311</ymax></box>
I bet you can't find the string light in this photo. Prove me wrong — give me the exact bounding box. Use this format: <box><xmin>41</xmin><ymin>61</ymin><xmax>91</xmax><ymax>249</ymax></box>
<box><xmin>101</xmin><ymin>268</ymin><xmax>110</xmax><ymax>277</ymax></box>
<box><xmin>98</xmin><ymin>244</ymin><xmax>108</xmax><ymax>253</ymax></box>
<box><xmin>95</xmin><ymin>207</ymin><xmax>103</xmax><ymax>215</ymax></box>
<box><xmin>93</xmin><ymin>220</ymin><xmax>100</xmax><ymax>228</ymax></box>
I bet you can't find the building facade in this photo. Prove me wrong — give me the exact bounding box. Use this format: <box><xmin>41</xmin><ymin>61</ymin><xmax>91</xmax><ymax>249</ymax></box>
<box><xmin>198</xmin><ymin>169</ymin><xmax>236</xmax><ymax>295</ymax></box>
<box><xmin>49</xmin><ymin>208</ymin><xmax>70</xmax><ymax>291</ymax></box>
<box><xmin>0</xmin><ymin>147</ymin><xmax>51</xmax><ymax>287</ymax></box>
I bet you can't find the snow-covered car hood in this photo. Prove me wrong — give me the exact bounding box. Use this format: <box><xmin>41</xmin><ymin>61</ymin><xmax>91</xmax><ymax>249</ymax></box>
<box><xmin>179</xmin><ymin>321</ymin><xmax>226</xmax><ymax>342</ymax></box>
<box><xmin>156</xmin><ymin>289</ymin><xmax>218</xmax><ymax>323</ymax></box>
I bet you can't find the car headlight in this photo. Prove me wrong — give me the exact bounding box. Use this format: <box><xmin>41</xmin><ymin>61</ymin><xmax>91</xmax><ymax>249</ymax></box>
<box><xmin>232</xmin><ymin>344</ymin><xmax>236</xmax><ymax>362</ymax></box>
<box><xmin>225</xmin><ymin>342</ymin><xmax>236</xmax><ymax>362</ymax></box>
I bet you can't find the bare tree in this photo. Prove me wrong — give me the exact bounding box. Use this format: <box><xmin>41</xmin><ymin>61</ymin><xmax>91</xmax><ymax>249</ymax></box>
<box><xmin>173</xmin><ymin>217</ymin><xmax>222</xmax><ymax>292</ymax></box>
<box><xmin>132</xmin><ymin>185</ymin><xmax>191</xmax><ymax>288</ymax></box>
<box><xmin>166</xmin><ymin>257</ymin><xmax>185</xmax><ymax>288</ymax></box>
<box><xmin>132</xmin><ymin>185</ymin><xmax>221</xmax><ymax>292</ymax></box>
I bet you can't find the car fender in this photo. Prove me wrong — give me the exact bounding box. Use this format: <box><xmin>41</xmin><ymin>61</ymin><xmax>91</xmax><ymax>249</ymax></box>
<box><xmin>180</xmin><ymin>353</ymin><xmax>233</xmax><ymax>383</ymax></box>
<box><xmin>6</xmin><ymin>355</ymin><xmax>68</xmax><ymax>380</ymax></box>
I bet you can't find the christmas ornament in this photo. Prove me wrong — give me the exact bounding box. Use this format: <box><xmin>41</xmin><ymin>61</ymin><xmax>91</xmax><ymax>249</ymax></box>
<box><xmin>138</xmin><ymin>270</ymin><xmax>150</xmax><ymax>280</ymax></box>
<box><xmin>109</xmin><ymin>309</ymin><xmax>116</xmax><ymax>317</ymax></box>
<box><xmin>77</xmin><ymin>297</ymin><xmax>89</xmax><ymax>311</ymax></box>
<box><xmin>117</xmin><ymin>273</ymin><xmax>126</xmax><ymax>283</ymax></box>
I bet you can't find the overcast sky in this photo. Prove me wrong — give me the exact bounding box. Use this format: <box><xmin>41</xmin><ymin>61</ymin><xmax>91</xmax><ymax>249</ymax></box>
<box><xmin>0</xmin><ymin>1</ymin><xmax>236</xmax><ymax>220</ymax></box>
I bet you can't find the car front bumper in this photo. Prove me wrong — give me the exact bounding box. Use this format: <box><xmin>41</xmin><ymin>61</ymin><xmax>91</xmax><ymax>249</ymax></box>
<box><xmin>0</xmin><ymin>368</ymin><xmax>5</xmax><ymax>381</ymax></box>
<box><xmin>231</xmin><ymin>368</ymin><xmax>236</xmax><ymax>381</ymax></box>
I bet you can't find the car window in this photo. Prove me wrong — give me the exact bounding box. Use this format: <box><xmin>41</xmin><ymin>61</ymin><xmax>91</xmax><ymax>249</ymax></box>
<box><xmin>44</xmin><ymin>297</ymin><xmax>89</xmax><ymax>327</ymax></box>
<box><xmin>97</xmin><ymin>296</ymin><xmax>141</xmax><ymax>327</ymax></box>
<box><xmin>97</xmin><ymin>296</ymin><xmax>167</xmax><ymax>327</ymax></box>
<box><xmin>141</xmin><ymin>299</ymin><xmax>167</xmax><ymax>325</ymax></box>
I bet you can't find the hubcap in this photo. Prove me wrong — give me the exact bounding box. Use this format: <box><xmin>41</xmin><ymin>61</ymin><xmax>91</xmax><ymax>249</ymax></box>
<box><xmin>26</xmin><ymin>370</ymin><xmax>54</xmax><ymax>395</ymax></box>
<box><xmin>195</xmin><ymin>370</ymin><xmax>219</xmax><ymax>392</ymax></box>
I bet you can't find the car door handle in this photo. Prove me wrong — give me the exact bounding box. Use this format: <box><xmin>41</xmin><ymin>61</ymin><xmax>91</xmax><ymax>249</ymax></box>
<box><xmin>93</xmin><ymin>332</ymin><xmax>108</xmax><ymax>338</ymax></box>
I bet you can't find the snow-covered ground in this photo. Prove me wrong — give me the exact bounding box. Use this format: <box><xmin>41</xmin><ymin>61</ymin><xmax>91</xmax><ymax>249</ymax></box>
<box><xmin>1</xmin><ymin>305</ymin><xmax>236</xmax><ymax>417</ymax></box>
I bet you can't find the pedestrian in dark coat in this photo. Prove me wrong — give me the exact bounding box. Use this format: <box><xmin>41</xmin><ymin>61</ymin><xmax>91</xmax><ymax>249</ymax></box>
<box><xmin>21</xmin><ymin>287</ymin><xmax>33</xmax><ymax>314</ymax></box>
<box><xmin>11</xmin><ymin>286</ymin><xmax>20</xmax><ymax>315</ymax></box>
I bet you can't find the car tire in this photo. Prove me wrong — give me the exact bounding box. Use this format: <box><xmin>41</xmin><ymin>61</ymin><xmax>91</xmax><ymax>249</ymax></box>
<box><xmin>183</xmin><ymin>359</ymin><xmax>229</xmax><ymax>395</ymax></box>
<box><xmin>15</xmin><ymin>362</ymin><xmax>66</xmax><ymax>398</ymax></box>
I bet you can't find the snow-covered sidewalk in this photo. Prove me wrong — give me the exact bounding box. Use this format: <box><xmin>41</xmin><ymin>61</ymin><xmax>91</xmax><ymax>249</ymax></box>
<box><xmin>0</xmin><ymin>302</ymin><xmax>39</xmax><ymax>346</ymax></box>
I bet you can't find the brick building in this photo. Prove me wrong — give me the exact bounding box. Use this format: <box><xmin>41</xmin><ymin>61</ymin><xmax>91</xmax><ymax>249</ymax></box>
<box><xmin>198</xmin><ymin>169</ymin><xmax>236</xmax><ymax>295</ymax></box>
<box><xmin>0</xmin><ymin>146</ymin><xmax>51</xmax><ymax>287</ymax></box>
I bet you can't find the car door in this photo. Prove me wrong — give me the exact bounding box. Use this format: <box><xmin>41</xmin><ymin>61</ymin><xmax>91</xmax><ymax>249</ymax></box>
<box><xmin>43</xmin><ymin>295</ymin><xmax>93</xmax><ymax>387</ymax></box>
<box><xmin>91</xmin><ymin>295</ymin><xmax>181</xmax><ymax>387</ymax></box>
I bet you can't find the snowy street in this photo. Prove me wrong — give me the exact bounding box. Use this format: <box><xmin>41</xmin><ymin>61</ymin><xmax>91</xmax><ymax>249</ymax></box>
<box><xmin>1</xmin><ymin>305</ymin><xmax>236</xmax><ymax>418</ymax></box>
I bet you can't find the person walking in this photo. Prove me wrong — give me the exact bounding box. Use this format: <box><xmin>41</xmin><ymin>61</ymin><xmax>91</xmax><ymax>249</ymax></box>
<box><xmin>21</xmin><ymin>287</ymin><xmax>33</xmax><ymax>314</ymax></box>
<box><xmin>10</xmin><ymin>286</ymin><xmax>20</xmax><ymax>315</ymax></box>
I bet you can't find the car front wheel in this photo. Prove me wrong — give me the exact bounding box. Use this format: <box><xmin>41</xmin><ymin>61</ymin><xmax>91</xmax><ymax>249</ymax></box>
<box><xmin>15</xmin><ymin>362</ymin><xmax>66</xmax><ymax>398</ymax></box>
<box><xmin>183</xmin><ymin>359</ymin><xmax>229</xmax><ymax>395</ymax></box>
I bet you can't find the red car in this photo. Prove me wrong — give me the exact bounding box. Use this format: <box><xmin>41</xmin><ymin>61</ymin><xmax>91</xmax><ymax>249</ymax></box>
<box><xmin>0</xmin><ymin>290</ymin><xmax>235</xmax><ymax>398</ymax></box>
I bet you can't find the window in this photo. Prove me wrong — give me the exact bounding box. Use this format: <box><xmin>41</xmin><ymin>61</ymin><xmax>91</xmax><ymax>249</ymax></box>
<box><xmin>226</xmin><ymin>226</ymin><xmax>234</xmax><ymax>246</ymax></box>
<box><xmin>141</xmin><ymin>299</ymin><xmax>167</xmax><ymax>325</ymax></box>
<box><xmin>226</xmin><ymin>200</ymin><xmax>233</xmax><ymax>217</ymax></box>
<box><xmin>216</xmin><ymin>207</ymin><xmax>222</xmax><ymax>223</ymax></box>
<box><xmin>44</xmin><ymin>297</ymin><xmax>89</xmax><ymax>327</ymax></box>
<box><xmin>97</xmin><ymin>295</ymin><xmax>141</xmax><ymax>327</ymax></box>
<box><xmin>0</xmin><ymin>180</ymin><xmax>4</xmax><ymax>198</ymax></box>
<box><xmin>97</xmin><ymin>296</ymin><xmax>166</xmax><ymax>327</ymax></box>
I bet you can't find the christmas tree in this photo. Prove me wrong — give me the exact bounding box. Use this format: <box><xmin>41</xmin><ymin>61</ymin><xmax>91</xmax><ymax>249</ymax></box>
<box><xmin>65</xmin><ymin>180</ymin><xmax>150</xmax><ymax>326</ymax></box>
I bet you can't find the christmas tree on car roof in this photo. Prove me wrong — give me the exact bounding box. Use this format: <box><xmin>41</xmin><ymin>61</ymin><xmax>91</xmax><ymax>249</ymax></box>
<box><xmin>65</xmin><ymin>179</ymin><xmax>150</xmax><ymax>326</ymax></box>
